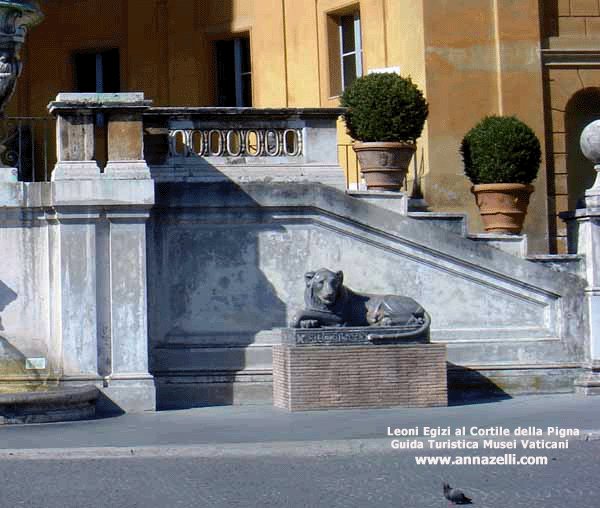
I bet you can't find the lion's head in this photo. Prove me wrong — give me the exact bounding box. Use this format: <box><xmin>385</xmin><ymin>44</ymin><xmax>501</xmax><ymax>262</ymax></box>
<box><xmin>304</xmin><ymin>268</ymin><xmax>344</xmax><ymax>310</ymax></box>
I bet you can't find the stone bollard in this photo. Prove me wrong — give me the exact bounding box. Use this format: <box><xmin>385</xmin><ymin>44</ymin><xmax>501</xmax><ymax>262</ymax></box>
<box><xmin>574</xmin><ymin>120</ymin><xmax>600</xmax><ymax>394</ymax></box>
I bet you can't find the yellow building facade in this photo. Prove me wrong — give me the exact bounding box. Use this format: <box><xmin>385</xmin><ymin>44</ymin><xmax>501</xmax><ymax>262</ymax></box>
<box><xmin>7</xmin><ymin>0</ymin><xmax>600</xmax><ymax>253</ymax></box>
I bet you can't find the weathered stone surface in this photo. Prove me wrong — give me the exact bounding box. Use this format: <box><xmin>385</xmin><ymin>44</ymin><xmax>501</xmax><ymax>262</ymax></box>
<box><xmin>108</xmin><ymin>113</ymin><xmax>144</xmax><ymax>160</ymax></box>
<box><xmin>0</xmin><ymin>175</ymin><xmax>155</xmax><ymax>412</ymax></box>
<box><xmin>0</xmin><ymin>172</ymin><xmax>588</xmax><ymax>410</ymax></box>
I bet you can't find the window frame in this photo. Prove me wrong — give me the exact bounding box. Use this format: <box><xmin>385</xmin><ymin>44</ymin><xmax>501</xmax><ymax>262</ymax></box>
<box><xmin>339</xmin><ymin>13</ymin><xmax>363</xmax><ymax>92</ymax></box>
<box><xmin>327</xmin><ymin>7</ymin><xmax>363</xmax><ymax>98</ymax></box>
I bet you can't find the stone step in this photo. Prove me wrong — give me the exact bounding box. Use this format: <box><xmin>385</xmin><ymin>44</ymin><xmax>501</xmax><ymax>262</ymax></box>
<box><xmin>408</xmin><ymin>211</ymin><xmax>468</xmax><ymax>237</ymax></box>
<box><xmin>527</xmin><ymin>254</ymin><xmax>583</xmax><ymax>275</ymax></box>
<box><xmin>152</xmin><ymin>344</ymin><xmax>275</xmax><ymax>373</ymax></box>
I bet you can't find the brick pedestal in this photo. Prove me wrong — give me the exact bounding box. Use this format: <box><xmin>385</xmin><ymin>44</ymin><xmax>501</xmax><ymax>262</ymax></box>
<box><xmin>273</xmin><ymin>343</ymin><xmax>447</xmax><ymax>411</ymax></box>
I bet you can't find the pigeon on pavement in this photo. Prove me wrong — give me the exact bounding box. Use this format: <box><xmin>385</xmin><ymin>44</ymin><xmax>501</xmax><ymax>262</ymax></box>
<box><xmin>443</xmin><ymin>483</ymin><xmax>472</xmax><ymax>505</ymax></box>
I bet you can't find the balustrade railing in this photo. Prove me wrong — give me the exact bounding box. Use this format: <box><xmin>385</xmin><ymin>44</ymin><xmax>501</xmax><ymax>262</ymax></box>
<box><xmin>169</xmin><ymin>127</ymin><xmax>303</xmax><ymax>158</ymax></box>
<box><xmin>0</xmin><ymin>117</ymin><xmax>53</xmax><ymax>181</ymax></box>
<box><xmin>144</xmin><ymin>107</ymin><xmax>345</xmax><ymax>188</ymax></box>
<box><xmin>39</xmin><ymin>97</ymin><xmax>346</xmax><ymax>187</ymax></box>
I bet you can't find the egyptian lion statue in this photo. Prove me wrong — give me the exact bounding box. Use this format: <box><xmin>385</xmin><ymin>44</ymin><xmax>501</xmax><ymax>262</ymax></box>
<box><xmin>291</xmin><ymin>268</ymin><xmax>429</xmax><ymax>329</ymax></box>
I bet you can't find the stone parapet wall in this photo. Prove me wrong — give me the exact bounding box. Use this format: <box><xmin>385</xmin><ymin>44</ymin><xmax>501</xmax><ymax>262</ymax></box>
<box><xmin>143</xmin><ymin>107</ymin><xmax>346</xmax><ymax>189</ymax></box>
<box><xmin>0</xmin><ymin>178</ymin><xmax>156</xmax><ymax>412</ymax></box>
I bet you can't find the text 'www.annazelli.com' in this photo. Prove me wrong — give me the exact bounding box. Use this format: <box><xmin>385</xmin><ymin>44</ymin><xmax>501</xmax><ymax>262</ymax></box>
<box><xmin>415</xmin><ymin>455</ymin><xmax>548</xmax><ymax>466</ymax></box>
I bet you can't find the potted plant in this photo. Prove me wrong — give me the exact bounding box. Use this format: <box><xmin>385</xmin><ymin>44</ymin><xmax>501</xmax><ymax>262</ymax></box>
<box><xmin>460</xmin><ymin>115</ymin><xmax>541</xmax><ymax>234</ymax></box>
<box><xmin>340</xmin><ymin>72</ymin><xmax>429</xmax><ymax>191</ymax></box>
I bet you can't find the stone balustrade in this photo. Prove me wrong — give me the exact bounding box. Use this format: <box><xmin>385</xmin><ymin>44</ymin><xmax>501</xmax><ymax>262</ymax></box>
<box><xmin>48</xmin><ymin>92</ymin><xmax>152</xmax><ymax>180</ymax></box>
<box><xmin>45</xmin><ymin>99</ymin><xmax>345</xmax><ymax>187</ymax></box>
<box><xmin>143</xmin><ymin>107</ymin><xmax>345</xmax><ymax>188</ymax></box>
<box><xmin>168</xmin><ymin>124</ymin><xmax>302</xmax><ymax>158</ymax></box>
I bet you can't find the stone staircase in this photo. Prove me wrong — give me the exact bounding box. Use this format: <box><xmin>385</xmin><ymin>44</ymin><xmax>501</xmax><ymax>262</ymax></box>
<box><xmin>149</xmin><ymin>183</ymin><xmax>586</xmax><ymax>409</ymax></box>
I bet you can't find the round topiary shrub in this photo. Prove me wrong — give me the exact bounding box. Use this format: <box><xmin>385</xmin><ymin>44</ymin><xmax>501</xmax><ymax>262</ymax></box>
<box><xmin>340</xmin><ymin>73</ymin><xmax>429</xmax><ymax>143</ymax></box>
<box><xmin>460</xmin><ymin>116</ymin><xmax>542</xmax><ymax>185</ymax></box>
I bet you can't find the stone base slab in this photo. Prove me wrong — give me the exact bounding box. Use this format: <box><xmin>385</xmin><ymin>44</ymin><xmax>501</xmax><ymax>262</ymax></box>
<box><xmin>104</xmin><ymin>160</ymin><xmax>151</xmax><ymax>179</ymax></box>
<box><xmin>575</xmin><ymin>371</ymin><xmax>600</xmax><ymax>396</ymax></box>
<box><xmin>469</xmin><ymin>233</ymin><xmax>528</xmax><ymax>257</ymax></box>
<box><xmin>154</xmin><ymin>371</ymin><xmax>273</xmax><ymax>410</ymax></box>
<box><xmin>101</xmin><ymin>376</ymin><xmax>156</xmax><ymax>412</ymax></box>
<box><xmin>0</xmin><ymin>166</ymin><xmax>18</xmax><ymax>182</ymax></box>
<box><xmin>51</xmin><ymin>161</ymin><xmax>101</xmax><ymax>180</ymax></box>
<box><xmin>347</xmin><ymin>190</ymin><xmax>409</xmax><ymax>215</ymax></box>
<box><xmin>62</xmin><ymin>375</ymin><xmax>156</xmax><ymax>412</ymax></box>
<box><xmin>273</xmin><ymin>343</ymin><xmax>447</xmax><ymax>411</ymax></box>
<box><xmin>281</xmin><ymin>326</ymin><xmax>429</xmax><ymax>346</ymax></box>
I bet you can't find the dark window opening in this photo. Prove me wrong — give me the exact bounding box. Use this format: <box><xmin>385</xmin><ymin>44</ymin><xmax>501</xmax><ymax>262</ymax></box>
<box><xmin>72</xmin><ymin>48</ymin><xmax>120</xmax><ymax>169</ymax></box>
<box><xmin>215</xmin><ymin>37</ymin><xmax>252</xmax><ymax>107</ymax></box>
<box><xmin>73</xmin><ymin>48</ymin><xmax>120</xmax><ymax>93</ymax></box>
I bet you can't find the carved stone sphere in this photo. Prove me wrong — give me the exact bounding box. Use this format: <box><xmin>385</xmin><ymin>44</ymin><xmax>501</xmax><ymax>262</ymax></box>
<box><xmin>580</xmin><ymin>119</ymin><xmax>600</xmax><ymax>164</ymax></box>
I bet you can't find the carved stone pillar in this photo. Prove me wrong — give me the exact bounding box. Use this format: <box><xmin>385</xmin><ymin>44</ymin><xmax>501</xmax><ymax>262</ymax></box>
<box><xmin>48</xmin><ymin>92</ymin><xmax>152</xmax><ymax>180</ymax></box>
<box><xmin>46</xmin><ymin>93</ymin><xmax>156</xmax><ymax>411</ymax></box>
<box><xmin>50</xmin><ymin>103</ymin><xmax>100</xmax><ymax>179</ymax></box>
<box><xmin>104</xmin><ymin>94</ymin><xmax>151</xmax><ymax>178</ymax></box>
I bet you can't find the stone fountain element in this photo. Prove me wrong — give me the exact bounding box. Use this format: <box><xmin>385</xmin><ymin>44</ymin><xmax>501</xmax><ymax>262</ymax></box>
<box><xmin>0</xmin><ymin>1</ymin><xmax>42</xmax><ymax>387</ymax></box>
<box><xmin>0</xmin><ymin>1</ymin><xmax>42</xmax><ymax>181</ymax></box>
<box><xmin>0</xmin><ymin>3</ymin><xmax>97</xmax><ymax>423</ymax></box>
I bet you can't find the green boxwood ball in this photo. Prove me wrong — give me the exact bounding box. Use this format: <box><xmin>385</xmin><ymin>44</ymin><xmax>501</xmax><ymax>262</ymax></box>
<box><xmin>340</xmin><ymin>73</ymin><xmax>429</xmax><ymax>143</ymax></box>
<box><xmin>460</xmin><ymin>116</ymin><xmax>541</xmax><ymax>185</ymax></box>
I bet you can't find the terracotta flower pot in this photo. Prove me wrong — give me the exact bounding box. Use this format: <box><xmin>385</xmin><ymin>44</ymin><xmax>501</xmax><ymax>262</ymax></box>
<box><xmin>353</xmin><ymin>141</ymin><xmax>416</xmax><ymax>191</ymax></box>
<box><xmin>471</xmin><ymin>183</ymin><xmax>534</xmax><ymax>234</ymax></box>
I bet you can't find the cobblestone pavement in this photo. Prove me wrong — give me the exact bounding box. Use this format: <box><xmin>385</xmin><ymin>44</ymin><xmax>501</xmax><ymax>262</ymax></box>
<box><xmin>0</xmin><ymin>440</ymin><xmax>598</xmax><ymax>508</ymax></box>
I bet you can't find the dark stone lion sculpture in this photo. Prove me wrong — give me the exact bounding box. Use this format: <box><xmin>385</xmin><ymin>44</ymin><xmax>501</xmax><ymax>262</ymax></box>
<box><xmin>291</xmin><ymin>268</ymin><xmax>429</xmax><ymax>329</ymax></box>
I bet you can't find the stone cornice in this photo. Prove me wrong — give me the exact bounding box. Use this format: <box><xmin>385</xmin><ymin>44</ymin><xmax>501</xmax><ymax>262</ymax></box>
<box><xmin>145</xmin><ymin>107</ymin><xmax>346</xmax><ymax>121</ymax></box>
<box><xmin>542</xmin><ymin>48</ymin><xmax>600</xmax><ymax>67</ymax></box>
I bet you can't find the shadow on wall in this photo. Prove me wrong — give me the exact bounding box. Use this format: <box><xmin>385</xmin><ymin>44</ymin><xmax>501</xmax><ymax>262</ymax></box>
<box><xmin>447</xmin><ymin>362</ymin><xmax>511</xmax><ymax>406</ymax></box>
<box><xmin>0</xmin><ymin>335</ymin><xmax>44</xmax><ymax>393</ymax></box>
<box><xmin>0</xmin><ymin>279</ymin><xmax>44</xmax><ymax>392</ymax></box>
<box><xmin>148</xmin><ymin>182</ymin><xmax>288</xmax><ymax>409</ymax></box>
<box><xmin>0</xmin><ymin>279</ymin><xmax>17</xmax><ymax>331</ymax></box>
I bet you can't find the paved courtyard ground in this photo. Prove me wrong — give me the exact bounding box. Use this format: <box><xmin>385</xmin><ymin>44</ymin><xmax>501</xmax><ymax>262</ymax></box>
<box><xmin>0</xmin><ymin>440</ymin><xmax>598</xmax><ymax>508</ymax></box>
<box><xmin>1</xmin><ymin>393</ymin><xmax>599</xmax><ymax>507</ymax></box>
